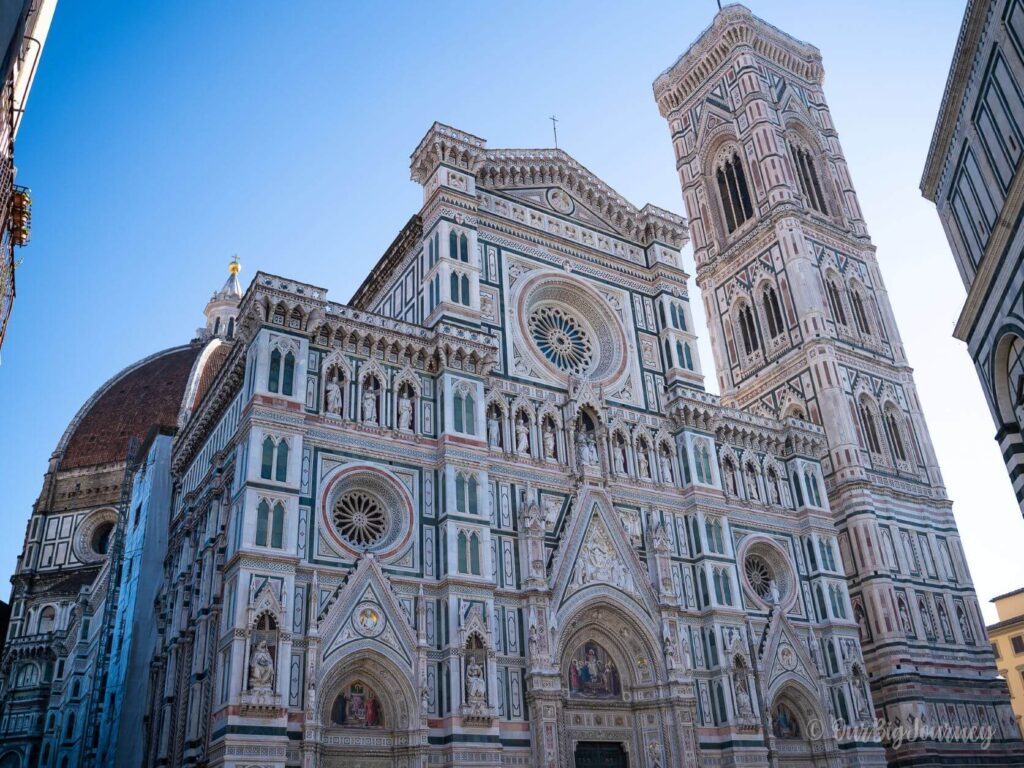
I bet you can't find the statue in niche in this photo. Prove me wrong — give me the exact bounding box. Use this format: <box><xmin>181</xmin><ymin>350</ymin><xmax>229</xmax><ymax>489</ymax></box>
<box><xmin>248</xmin><ymin>640</ymin><xmax>275</xmax><ymax>691</ymax></box>
<box><xmin>465</xmin><ymin>654</ymin><xmax>486</xmax><ymax>706</ymax></box>
<box><xmin>659</xmin><ymin>448</ymin><xmax>673</xmax><ymax>483</ymax></box>
<box><xmin>361</xmin><ymin>382</ymin><xmax>378</xmax><ymax>424</ymax></box>
<box><xmin>853</xmin><ymin>676</ymin><xmax>870</xmax><ymax>718</ymax></box>
<box><xmin>487</xmin><ymin>410</ymin><xmax>501</xmax><ymax>448</ymax></box>
<box><xmin>652</xmin><ymin>520</ymin><xmax>671</xmax><ymax>554</ymax></box>
<box><xmin>767</xmin><ymin>579</ymin><xmax>781</xmax><ymax>605</ymax></box>
<box><xmin>637</xmin><ymin>446</ymin><xmax>651</xmax><ymax>479</ymax></box>
<box><xmin>899</xmin><ymin>600</ymin><xmax>913</xmax><ymax>635</ymax></box>
<box><xmin>745</xmin><ymin>464</ymin><xmax>759</xmax><ymax>500</ymax></box>
<box><xmin>938</xmin><ymin>604</ymin><xmax>954</xmax><ymax>640</ymax></box>
<box><xmin>766</xmin><ymin>472</ymin><xmax>780</xmax><ymax>505</ymax></box>
<box><xmin>516</xmin><ymin>417</ymin><xmax>531</xmax><ymax>455</ymax></box>
<box><xmin>542</xmin><ymin>419</ymin><xmax>556</xmax><ymax>459</ymax></box>
<box><xmin>958</xmin><ymin>607</ymin><xmax>974</xmax><ymax>643</ymax></box>
<box><xmin>620</xmin><ymin>509</ymin><xmax>641</xmax><ymax>544</ymax></box>
<box><xmin>613</xmin><ymin>439</ymin><xmax>626</xmax><ymax>474</ymax></box>
<box><xmin>723</xmin><ymin>462</ymin><xmax>737</xmax><ymax>495</ymax></box>
<box><xmin>325</xmin><ymin>375</ymin><xmax>343</xmax><ymax>416</ymax></box>
<box><xmin>397</xmin><ymin>386</ymin><xmax>413</xmax><ymax>431</ymax></box>
<box><xmin>735</xmin><ymin>676</ymin><xmax>753</xmax><ymax>717</ymax></box>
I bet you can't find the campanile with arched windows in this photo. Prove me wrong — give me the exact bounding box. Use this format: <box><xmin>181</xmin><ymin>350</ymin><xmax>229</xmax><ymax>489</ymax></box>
<box><xmin>655</xmin><ymin>5</ymin><xmax>1021</xmax><ymax>764</ymax></box>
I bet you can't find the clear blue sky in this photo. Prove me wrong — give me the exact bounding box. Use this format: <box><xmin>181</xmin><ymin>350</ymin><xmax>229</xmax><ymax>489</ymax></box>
<box><xmin>2</xmin><ymin>1</ymin><xmax>1018</xmax><ymax>620</ymax></box>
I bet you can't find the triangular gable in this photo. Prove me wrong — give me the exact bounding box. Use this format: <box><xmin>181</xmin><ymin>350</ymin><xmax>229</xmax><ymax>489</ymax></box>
<box><xmin>318</xmin><ymin>554</ymin><xmax>417</xmax><ymax>670</ymax></box>
<box><xmin>549</xmin><ymin>489</ymin><xmax>659</xmax><ymax>620</ymax></box>
<box><xmin>496</xmin><ymin>186</ymin><xmax>620</xmax><ymax>235</ymax></box>
<box><xmin>696</xmin><ymin>100</ymin><xmax>737</xmax><ymax>147</ymax></box>
<box><xmin>759</xmin><ymin>610</ymin><xmax>822</xmax><ymax>697</ymax></box>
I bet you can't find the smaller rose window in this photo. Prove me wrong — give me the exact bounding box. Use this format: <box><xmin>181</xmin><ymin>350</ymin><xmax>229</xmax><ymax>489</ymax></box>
<box><xmin>528</xmin><ymin>306</ymin><xmax>594</xmax><ymax>375</ymax></box>
<box><xmin>744</xmin><ymin>555</ymin><xmax>773</xmax><ymax>599</ymax></box>
<box><xmin>332</xmin><ymin>491</ymin><xmax>387</xmax><ymax>548</ymax></box>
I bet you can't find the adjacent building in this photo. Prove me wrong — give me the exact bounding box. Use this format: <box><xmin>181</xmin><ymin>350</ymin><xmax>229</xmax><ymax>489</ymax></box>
<box><xmin>0</xmin><ymin>0</ymin><xmax>56</xmax><ymax>356</ymax></box>
<box><xmin>921</xmin><ymin>0</ymin><xmax>1024</xmax><ymax>516</ymax></box>
<box><xmin>0</xmin><ymin>5</ymin><xmax>1020</xmax><ymax>768</ymax></box>
<box><xmin>989</xmin><ymin>587</ymin><xmax>1024</xmax><ymax>739</ymax></box>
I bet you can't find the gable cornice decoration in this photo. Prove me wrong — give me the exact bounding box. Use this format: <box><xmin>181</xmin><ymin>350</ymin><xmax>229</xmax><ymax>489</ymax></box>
<box><xmin>477</xmin><ymin>150</ymin><xmax>688</xmax><ymax>249</ymax></box>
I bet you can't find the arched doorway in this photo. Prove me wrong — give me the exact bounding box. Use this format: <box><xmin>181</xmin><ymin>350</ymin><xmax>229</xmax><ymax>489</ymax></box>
<box><xmin>768</xmin><ymin>683</ymin><xmax>834</xmax><ymax>768</ymax></box>
<box><xmin>553</xmin><ymin>600</ymin><xmax>671</xmax><ymax>768</ymax></box>
<box><xmin>314</xmin><ymin>651</ymin><xmax>422</xmax><ymax>768</ymax></box>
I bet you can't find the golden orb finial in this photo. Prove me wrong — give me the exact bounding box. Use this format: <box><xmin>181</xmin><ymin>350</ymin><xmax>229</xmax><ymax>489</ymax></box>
<box><xmin>229</xmin><ymin>254</ymin><xmax>240</xmax><ymax>275</ymax></box>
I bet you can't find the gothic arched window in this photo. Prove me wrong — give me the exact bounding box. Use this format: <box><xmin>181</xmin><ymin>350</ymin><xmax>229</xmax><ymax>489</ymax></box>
<box><xmin>762</xmin><ymin>285</ymin><xmax>785</xmax><ymax>339</ymax></box>
<box><xmin>275</xmin><ymin>439</ymin><xmax>288</xmax><ymax>482</ymax></box>
<box><xmin>460</xmin><ymin>232</ymin><xmax>469</xmax><ymax>262</ymax></box>
<box><xmin>858</xmin><ymin>398</ymin><xmax>883</xmax><ymax>456</ymax></box>
<box><xmin>789</xmin><ymin>141</ymin><xmax>829</xmax><ymax>214</ymax></box>
<box><xmin>850</xmin><ymin>288</ymin><xmax>872</xmax><ymax>335</ymax></box>
<box><xmin>260</xmin><ymin>437</ymin><xmax>274</xmax><ymax>480</ymax></box>
<box><xmin>738</xmin><ymin>303</ymin><xmax>760</xmax><ymax>356</ymax></box>
<box><xmin>826</xmin><ymin>278</ymin><xmax>848</xmax><ymax>327</ymax></box>
<box><xmin>715</xmin><ymin>149</ymin><xmax>754</xmax><ymax>233</ymax></box>
<box><xmin>884</xmin><ymin>408</ymin><xmax>908</xmax><ymax>463</ymax></box>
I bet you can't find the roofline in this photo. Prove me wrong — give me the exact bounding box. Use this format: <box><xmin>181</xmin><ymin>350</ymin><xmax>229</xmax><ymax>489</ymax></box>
<box><xmin>991</xmin><ymin>585</ymin><xmax>1024</xmax><ymax>603</ymax></box>
<box><xmin>51</xmin><ymin>343</ymin><xmax>201</xmax><ymax>467</ymax></box>
<box><xmin>348</xmin><ymin>214</ymin><xmax>423</xmax><ymax>309</ymax></box>
<box><xmin>920</xmin><ymin>0</ymin><xmax>985</xmax><ymax>199</ymax></box>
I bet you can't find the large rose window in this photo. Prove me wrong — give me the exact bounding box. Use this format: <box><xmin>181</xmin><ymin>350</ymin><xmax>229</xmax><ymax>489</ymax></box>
<box><xmin>321</xmin><ymin>466</ymin><xmax>413</xmax><ymax>559</ymax></box>
<box><xmin>740</xmin><ymin>539</ymin><xmax>796</xmax><ymax>609</ymax></box>
<box><xmin>514</xmin><ymin>272</ymin><xmax>628</xmax><ymax>384</ymax></box>
<box><xmin>332</xmin><ymin>491</ymin><xmax>388</xmax><ymax>548</ymax></box>
<box><xmin>528</xmin><ymin>306</ymin><xmax>595</xmax><ymax>375</ymax></box>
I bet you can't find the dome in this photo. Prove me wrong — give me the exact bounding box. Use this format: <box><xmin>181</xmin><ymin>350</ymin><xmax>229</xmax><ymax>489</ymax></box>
<box><xmin>57</xmin><ymin>344</ymin><xmax>207</xmax><ymax>470</ymax></box>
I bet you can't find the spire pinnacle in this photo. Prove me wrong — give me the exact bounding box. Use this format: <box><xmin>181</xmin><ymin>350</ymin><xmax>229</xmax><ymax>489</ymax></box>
<box><xmin>228</xmin><ymin>254</ymin><xmax>240</xmax><ymax>276</ymax></box>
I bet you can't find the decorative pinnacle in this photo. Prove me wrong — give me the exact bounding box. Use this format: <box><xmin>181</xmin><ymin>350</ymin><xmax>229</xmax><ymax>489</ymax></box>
<box><xmin>229</xmin><ymin>254</ymin><xmax>240</xmax><ymax>275</ymax></box>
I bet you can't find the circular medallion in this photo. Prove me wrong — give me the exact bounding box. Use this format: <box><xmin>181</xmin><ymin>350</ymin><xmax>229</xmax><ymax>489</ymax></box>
<box><xmin>547</xmin><ymin>188</ymin><xmax>574</xmax><ymax>214</ymax></box>
<box><xmin>779</xmin><ymin>644</ymin><xmax>796</xmax><ymax>671</ymax></box>
<box><xmin>354</xmin><ymin>603</ymin><xmax>385</xmax><ymax>637</ymax></box>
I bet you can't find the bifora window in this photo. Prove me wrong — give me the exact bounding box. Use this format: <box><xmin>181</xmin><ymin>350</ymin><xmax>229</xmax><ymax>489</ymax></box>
<box><xmin>715</xmin><ymin>150</ymin><xmax>754</xmax><ymax>233</ymax></box>
<box><xmin>789</xmin><ymin>142</ymin><xmax>829</xmax><ymax>214</ymax></box>
<box><xmin>332</xmin><ymin>491</ymin><xmax>388</xmax><ymax>548</ymax></box>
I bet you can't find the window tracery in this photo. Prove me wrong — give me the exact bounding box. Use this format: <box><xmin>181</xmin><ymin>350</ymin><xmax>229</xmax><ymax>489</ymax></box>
<box><xmin>714</xmin><ymin>148</ymin><xmax>754</xmax><ymax>233</ymax></box>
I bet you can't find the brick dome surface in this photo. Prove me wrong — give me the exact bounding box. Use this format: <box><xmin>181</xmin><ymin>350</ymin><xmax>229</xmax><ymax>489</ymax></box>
<box><xmin>59</xmin><ymin>345</ymin><xmax>204</xmax><ymax>470</ymax></box>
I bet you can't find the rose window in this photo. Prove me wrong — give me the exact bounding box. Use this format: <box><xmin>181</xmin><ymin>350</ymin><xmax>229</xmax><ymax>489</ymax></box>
<box><xmin>744</xmin><ymin>555</ymin><xmax>773</xmax><ymax>599</ymax></box>
<box><xmin>514</xmin><ymin>273</ymin><xmax>629</xmax><ymax>384</ymax></box>
<box><xmin>528</xmin><ymin>306</ymin><xmax>594</xmax><ymax>375</ymax></box>
<box><xmin>332</xmin><ymin>491</ymin><xmax>387</xmax><ymax>548</ymax></box>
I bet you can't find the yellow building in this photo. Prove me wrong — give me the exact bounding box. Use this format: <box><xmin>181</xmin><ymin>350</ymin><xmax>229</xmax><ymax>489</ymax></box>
<box><xmin>990</xmin><ymin>588</ymin><xmax>1024</xmax><ymax>738</ymax></box>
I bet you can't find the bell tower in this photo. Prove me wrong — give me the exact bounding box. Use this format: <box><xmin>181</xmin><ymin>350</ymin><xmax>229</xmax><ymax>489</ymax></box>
<box><xmin>655</xmin><ymin>4</ymin><xmax>1022</xmax><ymax>762</ymax></box>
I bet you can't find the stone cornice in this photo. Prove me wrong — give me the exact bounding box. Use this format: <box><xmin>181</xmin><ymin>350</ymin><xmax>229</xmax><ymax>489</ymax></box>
<box><xmin>653</xmin><ymin>4</ymin><xmax>823</xmax><ymax>118</ymax></box>
<box><xmin>920</xmin><ymin>0</ymin><xmax>986</xmax><ymax>199</ymax></box>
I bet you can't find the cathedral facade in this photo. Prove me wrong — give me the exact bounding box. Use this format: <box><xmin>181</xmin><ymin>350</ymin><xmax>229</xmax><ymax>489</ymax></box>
<box><xmin>0</xmin><ymin>6</ymin><xmax>1021</xmax><ymax>768</ymax></box>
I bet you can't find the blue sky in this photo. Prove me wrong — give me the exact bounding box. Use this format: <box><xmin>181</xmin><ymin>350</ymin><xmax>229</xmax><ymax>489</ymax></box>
<box><xmin>2</xmin><ymin>0</ymin><xmax>1019</xmax><ymax>620</ymax></box>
